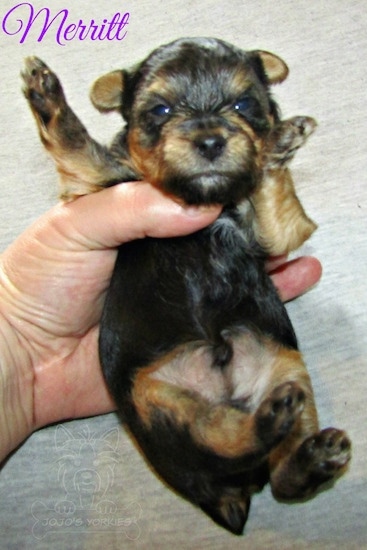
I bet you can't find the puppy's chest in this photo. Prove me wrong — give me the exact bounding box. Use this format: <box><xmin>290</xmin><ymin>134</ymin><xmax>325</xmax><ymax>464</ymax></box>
<box><xmin>150</xmin><ymin>216</ymin><xmax>271</xmax><ymax>408</ymax></box>
<box><xmin>179</xmin><ymin>214</ymin><xmax>260</xmax><ymax>306</ymax></box>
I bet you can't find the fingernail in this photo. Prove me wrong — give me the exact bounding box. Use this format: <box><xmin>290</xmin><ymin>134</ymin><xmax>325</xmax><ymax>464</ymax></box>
<box><xmin>183</xmin><ymin>204</ymin><xmax>221</xmax><ymax>217</ymax></box>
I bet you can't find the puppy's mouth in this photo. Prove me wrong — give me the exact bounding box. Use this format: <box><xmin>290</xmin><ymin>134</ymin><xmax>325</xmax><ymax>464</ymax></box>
<box><xmin>160</xmin><ymin>169</ymin><xmax>258</xmax><ymax>206</ymax></box>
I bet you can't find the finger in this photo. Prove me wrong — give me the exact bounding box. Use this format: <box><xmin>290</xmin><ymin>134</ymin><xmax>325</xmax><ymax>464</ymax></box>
<box><xmin>270</xmin><ymin>256</ymin><xmax>322</xmax><ymax>302</ymax></box>
<box><xmin>52</xmin><ymin>182</ymin><xmax>222</xmax><ymax>250</ymax></box>
<box><xmin>266</xmin><ymin>254</ymin><xmax>288</xmax><ymax>272</ymax></box>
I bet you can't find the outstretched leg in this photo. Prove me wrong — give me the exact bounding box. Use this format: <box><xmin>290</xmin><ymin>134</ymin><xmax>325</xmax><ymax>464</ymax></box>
<box><xmin>22</xmin><ymin>57</ymin><xmax>137</xmax><ymax>200</ymax></box>
<box><xmin>253</xmin><ymin>116</ymin><xmax>318</xmax><ymax>255</ymax></box>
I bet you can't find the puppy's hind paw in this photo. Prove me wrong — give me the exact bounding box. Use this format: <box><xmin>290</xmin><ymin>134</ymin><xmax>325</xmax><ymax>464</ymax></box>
<box><xmin>256</xmin><ymin>382</ymin><xmax>305</xmax><ymax>449</ymax></box>
<box><xmin>298</xmin><ymin>427</ymin><xmax>351</xmax><ymax>479</ymax></box>
<box><xmin>21</xmin><ymin>57</ymin><xmax>65</xmax><ymax>126</ymax></box>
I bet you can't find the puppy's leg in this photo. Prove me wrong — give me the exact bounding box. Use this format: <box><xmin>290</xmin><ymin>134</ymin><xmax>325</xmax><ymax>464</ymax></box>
<box><xmin>263</xmin><ymin>343</ymin><xmax>351</xmax><ymax>500</ymax></box>
<box><xmin>252</xmin><ymin>116</ymin><xmax>318</xmax><ymax>254</ymax></box>
<box><xmin>131</xmin><ymin>355</ymin><xmax>304</xmax><ymax>534</ymax></box>
<box><xmin>228</xmin><ymin>334</ymin><xmax>351</xmax><ymax>500</ymax></box>
<box><xmin>22</xmin><ymin>57</ymin><xmax>136</xmax><ymax>201</ymax></box>
<box><xmin>270</xmin><ymin>427</ymin><xmax>351</xmax><ymax>500</ymax></box>
<box><xmin>132</xmin><ymin>349</ymin><xmax>305</xmax><ymax>463</ymax></box>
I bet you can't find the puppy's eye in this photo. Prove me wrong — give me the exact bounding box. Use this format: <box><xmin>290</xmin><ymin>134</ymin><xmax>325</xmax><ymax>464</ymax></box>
<box><xmin>233</xmin><ymin>97</ymin><xmax>253</xmax><ymax>114</ymax></box>
<box><xmin>150</xmin><ymin>104</ymin><xmax>171</xmax><ymax>117</ymax></box>
<box><xmin>232</xmin><ymin>95</ymin><xmax>268</xmax><ymax>132</ymax></box>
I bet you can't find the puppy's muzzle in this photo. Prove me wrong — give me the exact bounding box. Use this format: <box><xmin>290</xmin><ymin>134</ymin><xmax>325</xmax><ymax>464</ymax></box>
<box><xmin>194</xmin><ymin>133</ymin><xmax>226</xmax><ymax>161</ymax></box>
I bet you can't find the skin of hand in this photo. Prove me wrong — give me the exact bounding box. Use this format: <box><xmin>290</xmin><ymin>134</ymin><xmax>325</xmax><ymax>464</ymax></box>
<box><xmin>0</xmin><ymin>182</ymin><xmax>322</xmax><ymax>461</ymax></box>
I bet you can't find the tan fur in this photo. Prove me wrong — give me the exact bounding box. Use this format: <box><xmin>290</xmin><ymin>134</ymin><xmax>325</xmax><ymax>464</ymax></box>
<box><xmin>90</xmin><ymin>70</ymin><xmax>123</xmax><ymax>111</ymax></box>
<box><xmin>143</xmin><ymin>75</ymin><xmax>178</xmax><ymax>102</ymax></box>
<box><xmin>129</xmin><ymin>113</ymin><xmax>264</xmax><ymax>190</ymax></box>
<box><xmin>133</xmin><ymin>366</ymin><xmax>260</xmax><ymax>459</ymax></box>
<box><xmin>56</xmin><ymin>153</ymin><xmax>120</xmax><ymax>201</ymax></box>
<box><xmin>252</xmin><ymin>167</ymin><xmax>317</xmax><ymax>255</ymax></box>
<box><xmin>128</xmin><ymin>128</ymin><xmax>163</xmax><ymax>184</ymax></box>
<box><xmin>132</xmin><ymin>334</ymin><xmax>317</xmax><ymax>460</ymax></box>
<box><xmin>257</xmin><ymin>50</ymin><xmax>289</xmax><ymax>84</ymax></box>
<box><xmin>29</xmin><ymin>106</ymin><xmax>116</xmax><ymax>200</ymax></box>
<box><xmin>267</xmin><ymin>345</ymin><xmax>319</xmax><ymax>441</ymax></box>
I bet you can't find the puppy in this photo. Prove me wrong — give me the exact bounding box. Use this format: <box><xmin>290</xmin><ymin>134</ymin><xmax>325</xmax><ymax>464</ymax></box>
<box><xmin>22</xmin><ymin>37</ymin><xmax>351</xmax><ymax>535</ymax></box>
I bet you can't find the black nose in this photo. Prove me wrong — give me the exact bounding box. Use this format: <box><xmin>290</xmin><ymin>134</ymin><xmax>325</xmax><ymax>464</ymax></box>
<box><xmin>195</xmin><ymin>135</ymin><xmax>226</xmax><ymax>161</ymax></box>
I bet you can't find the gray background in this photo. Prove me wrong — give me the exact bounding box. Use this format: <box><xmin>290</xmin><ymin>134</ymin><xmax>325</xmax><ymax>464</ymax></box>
<box><xmin>1</xmin><ymin>0</ymin><xmax>366</xmax><ymax>548</ymax></box>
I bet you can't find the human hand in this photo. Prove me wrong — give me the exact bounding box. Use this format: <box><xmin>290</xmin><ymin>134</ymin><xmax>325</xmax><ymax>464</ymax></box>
<box><xmin>0</xmin><ymin>182</ymin><xmax>321</xmax><ymax>460</ymax></box>
<box><xmin>266</xmin><ymin>253</ymin><xmax>322</xmax><ymax>304</ymax></box>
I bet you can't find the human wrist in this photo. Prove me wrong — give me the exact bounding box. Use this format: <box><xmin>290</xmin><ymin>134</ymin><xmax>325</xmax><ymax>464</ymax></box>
<box><xmin>0</xmin><ymin>309</ymin><xmax>34</xmax><ymax>462</ymax></box>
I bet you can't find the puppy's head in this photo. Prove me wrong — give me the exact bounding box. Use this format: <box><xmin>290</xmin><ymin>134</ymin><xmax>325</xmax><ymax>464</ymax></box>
<box><xmin>90</xmin><ymin>37</ymin><xmax>288</xmax><ymax>205</ymax></box>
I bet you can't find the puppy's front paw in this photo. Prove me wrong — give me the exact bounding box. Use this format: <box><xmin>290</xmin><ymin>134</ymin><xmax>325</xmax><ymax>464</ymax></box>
<box><xmin>256</xmin><ymin>382</ymin><xmax>305</xmax><ymax>449</ymax></box>
<box><xmin>267</xmin><ymin>116</ymin><xmax>317</xmax><ymax>168</ymax></box>
<box><xmin>298</xmin><ymin>428</ymin><xmax>351</xmax><ymax>479</ymax></box>
<box><xmin>22</xmin><ymin>57</ymin><xmax>65</xmax><ymax>126</ymax></box>
<box><xmin>281</xmin><ymin>116</ymin><xmax>317</xmax><ymax>143</ymax></box>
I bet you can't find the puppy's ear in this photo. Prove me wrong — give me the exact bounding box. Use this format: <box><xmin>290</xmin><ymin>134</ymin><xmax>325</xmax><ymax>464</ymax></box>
<box><xmin>200</xmin><ymin>494</ymin><xmax>251</xmax><ymax>536</ymax></box>
<box><xmin>90</xmin><ymin>70</ymin><xmax>124</xmax><ymax>112</ymax></box>
<box><xmin>255</xmin><ymin>51</ymin><xmax>289</xmax><ymax>84</ymax></box>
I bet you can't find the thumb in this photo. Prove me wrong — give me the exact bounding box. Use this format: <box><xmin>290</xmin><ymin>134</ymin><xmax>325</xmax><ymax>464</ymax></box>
<box><xmin>54</xmin><ymin>182</ymin><xmax>222</xmax><ymax>249</ymax></box>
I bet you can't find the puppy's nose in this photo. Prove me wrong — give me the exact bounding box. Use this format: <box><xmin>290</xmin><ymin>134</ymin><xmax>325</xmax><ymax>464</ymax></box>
<box><xmin>195</xmin><ymin>135</ymin><xmax>226</xmax><ymax>161</ymax></box>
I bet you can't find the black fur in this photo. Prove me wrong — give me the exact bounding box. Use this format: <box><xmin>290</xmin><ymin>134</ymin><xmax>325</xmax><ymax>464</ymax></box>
<box><xmin>100</xmin><ymin>212</ymin><xmax>298</xmax><ymax>393</ymax></box>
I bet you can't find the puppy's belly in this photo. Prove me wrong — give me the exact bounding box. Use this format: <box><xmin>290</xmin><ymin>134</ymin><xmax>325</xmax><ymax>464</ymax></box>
<box><xmin>99</xmin><ymin>215</ymin><xmax>297</xmax><ymax>401</ymax></box>
<box><xmin>149</xmin><ymin>333</ymin><xmax>274</xmax><ymax>409</ymax></box>
<box><xmin>149</xmin><ymin>332</ymin><xmax>302</xmax><ymax>412</ymax></box>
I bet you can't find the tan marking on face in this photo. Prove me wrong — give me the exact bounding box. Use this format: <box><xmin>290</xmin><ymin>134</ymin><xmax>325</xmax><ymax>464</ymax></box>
<box><xmin>129</xmin><ymin>109</ymin><xmax>267</xmax><ymax>188</ymax></box>
<box><xmin>144</xmin><ymin>75</ymin><xmax>175</xmax><ymax>98</ymax></box>
<box><xmin>228</xmin><ymin>69</ymin><xmax>254</xmax><ymax>97</ymax></box>
<box><xmin>127</xmin><ymin>127</ymin><xmax>166</xmax><ymax>184</ymax></box>
<box><xmin>161</xmin><ymin>122</ymin><xmax>257</xmax><ymax>177</ymax></box>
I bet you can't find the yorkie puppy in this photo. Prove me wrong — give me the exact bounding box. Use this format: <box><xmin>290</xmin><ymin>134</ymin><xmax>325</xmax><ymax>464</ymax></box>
<box><xmin>22</xmin><ymin>37</ymin><xmax>351</xmax><ymax>535</ymax></box>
